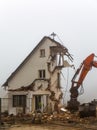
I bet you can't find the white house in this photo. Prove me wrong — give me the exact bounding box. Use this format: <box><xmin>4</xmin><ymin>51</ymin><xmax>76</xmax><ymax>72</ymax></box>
<box><xmin>2</xmin><ymin>36</ymin><xmax>73</xmax><ymax>115</ymax></box>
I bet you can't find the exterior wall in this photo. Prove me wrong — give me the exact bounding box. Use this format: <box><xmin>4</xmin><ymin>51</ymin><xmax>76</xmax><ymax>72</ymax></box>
<box><xmin>8</xmin><ymin>91</ymin><xmax>28</xmax><ymax>115</ymax></box>
<box><xmin>8</xmin><ymin>90</ymin><xmax>50</xmax><ymax>115</ymax></box>
<box><xmin>8</xmin><ymin>38</ymin><xmax>57</xmax><ymax>89</ymax></box>
<box><xmin>4</xmin><ymin>37</ymin><xmax>69</xmax><ymax>115</ymax></box>
<box><xmin>50</xmin><ymin>70</ymin><xmax>62</xmax><ymax>99</ymax></box>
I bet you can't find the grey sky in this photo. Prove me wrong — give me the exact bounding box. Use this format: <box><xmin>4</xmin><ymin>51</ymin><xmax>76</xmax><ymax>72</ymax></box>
<box><xmin>0</xmin><ymin>0</ymin><xmax>97</xmax><ymax>102</ymax></box>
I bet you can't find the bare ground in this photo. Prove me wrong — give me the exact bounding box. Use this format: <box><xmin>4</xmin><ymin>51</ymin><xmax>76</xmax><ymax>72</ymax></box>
<box><xmin>1</xmin><ymin>120</ymin><xmax>97</xmax><ymax>130</ymax></box>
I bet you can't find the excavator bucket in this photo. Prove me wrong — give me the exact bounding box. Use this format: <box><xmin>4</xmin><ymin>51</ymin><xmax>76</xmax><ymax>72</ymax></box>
<box><xmin>67</xmin><ymin>99</ymin><xmax>80</xmax><ymax>111</ymax></box>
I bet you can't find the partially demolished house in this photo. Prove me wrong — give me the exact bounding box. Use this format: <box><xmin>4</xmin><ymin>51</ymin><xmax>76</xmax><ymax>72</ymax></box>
<box><xmin>2</xmin><ymin>36</ymin><xmax>73</xmax><ymax>115</ymax></box>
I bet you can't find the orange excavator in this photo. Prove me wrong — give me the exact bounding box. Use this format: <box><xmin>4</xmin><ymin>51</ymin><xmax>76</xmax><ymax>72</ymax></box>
<box><xmin>67</xmin><ymin>53</ymin><xmax>97</xmax><ymax>111</ymax></box>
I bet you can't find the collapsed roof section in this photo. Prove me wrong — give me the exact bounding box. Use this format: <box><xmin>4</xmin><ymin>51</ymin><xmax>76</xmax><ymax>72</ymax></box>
<box><xmin>50</xmin><ymin>45</ymin><xmax>73</xmax><ymax>62</ymax></box>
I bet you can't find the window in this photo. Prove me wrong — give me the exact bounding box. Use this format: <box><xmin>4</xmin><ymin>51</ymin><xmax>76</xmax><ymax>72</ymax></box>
<box><xmin>40</xmin><ymin>49</ymin><xmax>45</xmax><ymax>57</ymax></box>
<box><xmin>35</xmin><ymin>95</ymin><xmax>42</xmax><ymax>110</ymax></box>
<box><xmin>13</xmin><ymin>95</ymin><xmax>26</xmax><ymax>107</ymax></box>
<box><xmin>39</xmin><ymin>70</ymin><xmax>45</xmax><ymax>79</ymax></box>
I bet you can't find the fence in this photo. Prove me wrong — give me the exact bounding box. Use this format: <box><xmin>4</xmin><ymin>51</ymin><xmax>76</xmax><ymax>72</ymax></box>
<box><xmin>1</xmin><ymin>98</ymin><xmax>9</xmax><ymax>113</ymax></box>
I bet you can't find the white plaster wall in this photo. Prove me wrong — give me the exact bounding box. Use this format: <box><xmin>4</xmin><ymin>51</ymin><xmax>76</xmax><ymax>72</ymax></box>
<box><xmin>6</xmin><ymin>38</ymin><xmax>66</xmax><ymax>115</ymax></box>
<box><xmin>8</xmin><ymin>38</ymin><xmax>57</xmax><ymax>89</ymax></box>
<box><xmin>8</xmin><ymin>91</ymin><xmax>28</xmax><ymax>115</ymax></box>
<box><xmin>8</xmin><ymin>90</ymin><xmax>50</xmax><ymax>115</ymax></box>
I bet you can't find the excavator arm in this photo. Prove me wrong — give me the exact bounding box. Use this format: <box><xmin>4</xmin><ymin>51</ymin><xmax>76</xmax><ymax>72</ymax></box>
<box><xmin>67</xmin><ymin>53</ymin><xmax>97</xmax><ymax>111</ymax></box>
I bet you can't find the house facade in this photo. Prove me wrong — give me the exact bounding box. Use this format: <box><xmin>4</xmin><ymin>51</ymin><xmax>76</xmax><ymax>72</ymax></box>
<box><xmin>2</xmin><ymin>36</ymin><xmax>73</xmax><ymax>115</ymax></box>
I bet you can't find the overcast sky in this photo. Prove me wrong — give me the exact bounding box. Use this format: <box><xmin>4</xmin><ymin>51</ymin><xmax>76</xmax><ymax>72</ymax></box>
<box><xmin>0</xmin><ymin>0</ymin><xmax>97</xmax><ymax>102</ymax></box>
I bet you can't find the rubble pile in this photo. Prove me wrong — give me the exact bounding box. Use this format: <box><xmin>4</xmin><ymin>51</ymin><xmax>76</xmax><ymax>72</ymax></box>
<box><xmin>1</xmin><ymin>108</ymin><xmax>97</xmax><ymax>125</ymax></box>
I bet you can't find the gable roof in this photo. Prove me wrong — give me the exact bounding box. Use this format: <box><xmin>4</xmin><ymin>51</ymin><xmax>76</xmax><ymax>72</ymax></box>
<box><xmin>3</xmin><ymin>36</ymin><xmax>73</xmax><ymax>87</ymax></box>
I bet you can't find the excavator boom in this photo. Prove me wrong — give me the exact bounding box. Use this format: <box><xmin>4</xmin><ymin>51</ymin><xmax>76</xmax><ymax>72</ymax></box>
<box><xmin>67</xmin><ymin>53</ymin><xmax>97</xmax><ymax>111</ymax></box>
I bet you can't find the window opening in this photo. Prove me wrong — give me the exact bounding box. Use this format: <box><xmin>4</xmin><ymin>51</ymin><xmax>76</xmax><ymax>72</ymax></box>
<box><xmin>13</xmin><ymin>95</ymin><xmax>26</xmax><ymax>107</ymax></box>
<box><xmin>40</xmin><ymin>49</ymin><xmax>45</xmax><ymax>57</ymax></box>
<box><xmin>39</xmin><ymin>70</ymin><xmax>45</xmax><ymax>79</ymax></box>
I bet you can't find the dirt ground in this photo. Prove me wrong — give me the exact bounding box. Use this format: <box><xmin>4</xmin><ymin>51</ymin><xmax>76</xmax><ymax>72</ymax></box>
<box><xmin>1</xmin><ymin>121</ymin><xmax>97</xmax><ymax>130</ymax></box>
<box><xmin>8</xmin><ymin>124</ymin><xmax>86</xmax><ymax>130</ymax></box>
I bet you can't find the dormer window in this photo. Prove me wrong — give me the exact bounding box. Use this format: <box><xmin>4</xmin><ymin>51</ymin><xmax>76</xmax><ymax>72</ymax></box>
<box><xmin>40</xmin><ymin>49</ymin><xmax>45</xmax><ymax>57</ymax></box>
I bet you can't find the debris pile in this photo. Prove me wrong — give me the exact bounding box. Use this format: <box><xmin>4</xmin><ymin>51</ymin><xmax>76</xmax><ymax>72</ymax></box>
<box><xmin>1</xmin><ymin>107</ymin><xmax>97</xmax><ymax>126</ymax></box>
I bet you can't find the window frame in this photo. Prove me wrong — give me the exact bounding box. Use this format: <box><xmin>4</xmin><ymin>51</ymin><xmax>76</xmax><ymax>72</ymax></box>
<box><xmin>40</xmin><ymin>49</ymin><xmax>45</xmax><ymax>57</ymax></box>
<box><xmin>13</xmin><ymin>95</ymin><xmax>26</xmax><ymax>107</ymax></box>
<box><xmin>39</xmin><ymin>69</ymin><xmax>46</xmax><ymax>79</ymax></box>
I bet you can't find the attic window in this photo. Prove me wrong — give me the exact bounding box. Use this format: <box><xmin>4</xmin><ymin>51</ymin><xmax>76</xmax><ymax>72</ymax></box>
<box><xmin>39</xmin><ymin>70</ymin><xmax>46</xmax><ymax>79</ymax></box>
<box><xmin>40</xmin><ymin>49</ymin><xmax>45</xmax><ymax>57</ymax></box>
